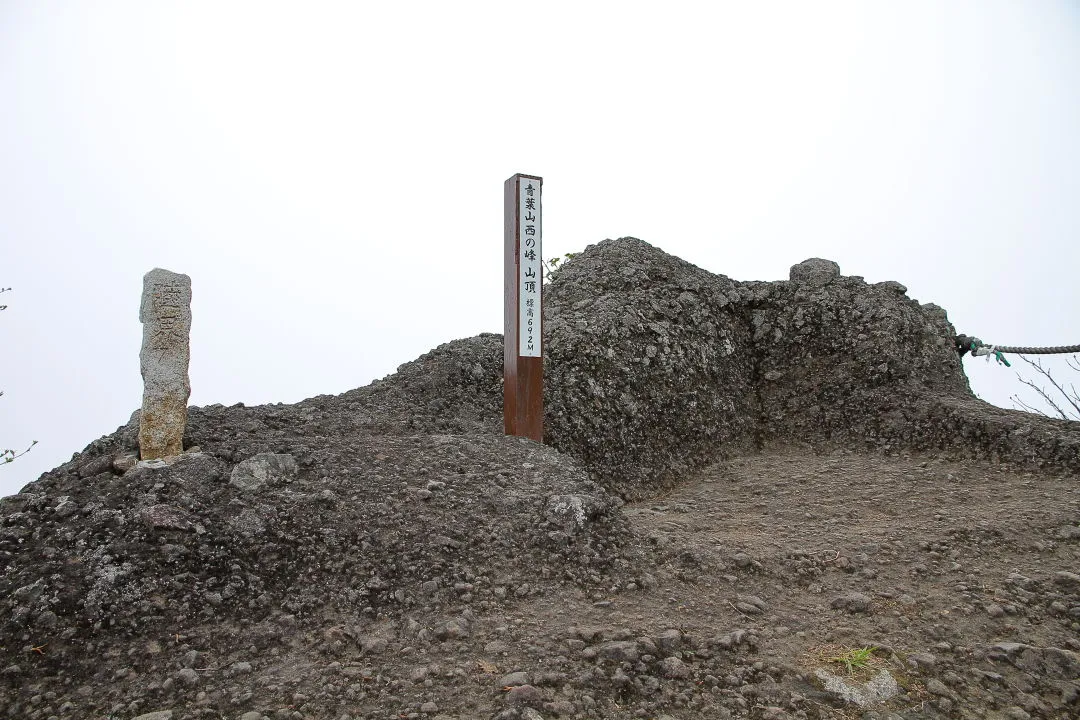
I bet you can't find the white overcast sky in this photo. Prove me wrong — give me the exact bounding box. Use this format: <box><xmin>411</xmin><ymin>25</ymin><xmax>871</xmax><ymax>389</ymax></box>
<box><xmin>2</xmin><ymin>1</ymin><xmax>1078</xmax><ymax>497</ymax></box>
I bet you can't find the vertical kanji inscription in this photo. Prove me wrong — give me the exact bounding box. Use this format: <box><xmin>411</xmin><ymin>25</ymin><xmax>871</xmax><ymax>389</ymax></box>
<box><xmin>504</xmin><ymin>173</ymin><xmax>544</xmax><ymax>442</ymax></box>
<box><xmin>139</xmin><ymin>268</ymin><xmax>192</xmax><ymax>459</ymax></box>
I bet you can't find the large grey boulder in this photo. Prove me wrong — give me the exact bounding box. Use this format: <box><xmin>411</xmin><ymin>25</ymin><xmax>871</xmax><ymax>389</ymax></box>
<box><xmin>789</xmin><ymin>257</ymin><xmax>841</xmax><ymax>287</ymax></box>
<box><xmin>229</xmin><ymin>453</ymin><xmax>299</xmax><ymax>492</ymax></box>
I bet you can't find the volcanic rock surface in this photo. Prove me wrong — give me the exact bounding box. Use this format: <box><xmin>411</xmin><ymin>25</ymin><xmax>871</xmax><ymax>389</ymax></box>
<box><xmin>2</xmin><ymin>238</ymin><xmax>1078</xmax><ymax>720</ymax></box>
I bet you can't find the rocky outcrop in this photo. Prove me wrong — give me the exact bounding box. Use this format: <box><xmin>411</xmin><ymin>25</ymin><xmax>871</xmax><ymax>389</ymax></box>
<box><xmin>2</xmin><ymin>236</ymin><xmax>1078</xmax><ymax>720</ymax></box>
<box><xmin>544</xmin><ymin>239</ymin><xmax>757</xmax><ymax>499</ymax></box>
<box><xmin>140</xmin><ymin>237</ymin><xmax>1072</xmax><ymax>499</ymax></box>
<box><xmin>540</xmin><ymin>239</ymin><xmax>1076</xmax><ymax>497</ymax></box>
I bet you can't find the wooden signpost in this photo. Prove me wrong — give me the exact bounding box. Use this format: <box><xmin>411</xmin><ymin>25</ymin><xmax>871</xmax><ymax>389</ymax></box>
<box><xmin>503</xmin><ymin>173</ymin><xmax>544</xmax><ymax>442</ymax></box>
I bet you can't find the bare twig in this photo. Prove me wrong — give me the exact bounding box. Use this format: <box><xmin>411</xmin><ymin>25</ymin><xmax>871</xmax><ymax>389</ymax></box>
<box><xmin>1011</xmin><ymin>393</ymin><xmax>1053</xmax><ymax>419</ymax></box>
<box><xmin>1</xmin><ymin>288</ymin><xmax>36</xmax><ymax>466</ymax></box>
<box><xmin>727</xmin><ymin>600</ymin><xmax>751</xmax><ymax>617</ymax></box>
<box><xmin>1012</xmin><ymin>376</ymin><xmax>1069</xmax><ymax>419</ymax></box>
<box><xmin>1011</xmin><ymin>354</ymin><xmax>1080</xmax><ymax>421</ymax></box>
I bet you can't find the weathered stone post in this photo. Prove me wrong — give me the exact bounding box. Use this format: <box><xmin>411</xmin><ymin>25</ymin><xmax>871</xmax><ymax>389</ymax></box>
<box><xmin>138</xmin><ymin>269</ymin><xmax>192</xmax><ymax>459</ymax></box>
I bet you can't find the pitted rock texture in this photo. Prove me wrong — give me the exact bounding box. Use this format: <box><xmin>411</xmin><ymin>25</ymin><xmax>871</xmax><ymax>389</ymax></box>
<box><xmin>1</xmin><ymin>434</ymin><xmax>638</xmax><ymax>719</ymax></box>
<box><xmin>543</xmin><ymin>239</ymin><xmax>1076</xmax><ymax>497</ymax></box>
<box><xmin>229</xmin><ymin>452</ymin><xmax>300</xmax><ymax>492</ymax></box>
<box><xmin>543</xmin><ymin>239</ymin><xmax>757</xmax><ymax>499</ymax></box>
<box><xmin>145</xmin><ymin>238</ymin><xmax>1073</xmax><ymax>499</ymax></box>
<box><xmin>747</xmin><ymin>259</ymin><xmax>967</xmax><ymax>447</ymax></box>
<box><xmin>138</xmin><ymin>268</ymin><xmax>192</xmax><ymax>460</ymax></box>
<box><xmin>2</xmin><ymin>237</ymin><xmax>1079</xmax><ymax>720</ymax></box>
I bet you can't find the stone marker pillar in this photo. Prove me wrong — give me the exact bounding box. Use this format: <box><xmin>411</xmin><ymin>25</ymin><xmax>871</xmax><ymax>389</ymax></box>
<box><xmin>138</xmin><ymin>268</ymin><xmax>192</xmax><ymax>459</ymax></box>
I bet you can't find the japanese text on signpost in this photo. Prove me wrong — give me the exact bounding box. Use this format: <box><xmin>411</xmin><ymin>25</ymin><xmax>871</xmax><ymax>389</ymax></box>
<box><xmin>519</xmin><ymin>180</ymin><xmax>542</xmax><ymax>357</ymax></box>
<box><xmin>504</xmin><ymin>173</ymin><xmax>544</xmax><ymax>442</ymax></box>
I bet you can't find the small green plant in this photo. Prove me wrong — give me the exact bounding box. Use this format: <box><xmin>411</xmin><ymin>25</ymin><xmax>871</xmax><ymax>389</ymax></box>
<box><xmin>2</xmin><ymin>440</ymin><xmax>38</xmax><ymax>465</ymax></box>
<box><xmin>542</xmin><ymin>252</ymin><xmax>578</xmax><ymax>283</ymax></box>
<box><xmin>828</xmin><ymin>646</ymin><xmax>877</xmax><ymax>676</ymax></box>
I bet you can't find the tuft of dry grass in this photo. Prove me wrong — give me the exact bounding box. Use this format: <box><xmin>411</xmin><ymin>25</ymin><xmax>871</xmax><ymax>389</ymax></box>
<box><xmin>804</xmin><ymin>643</ymin><xmax>887</xmax><ymax>683</ymax></box>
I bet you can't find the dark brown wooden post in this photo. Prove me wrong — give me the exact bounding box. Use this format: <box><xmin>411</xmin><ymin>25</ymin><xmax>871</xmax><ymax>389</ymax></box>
<box><xmin>504</xmin><ymin>173</ymin><xmax>544</xmax><ymax>442</ymax></box>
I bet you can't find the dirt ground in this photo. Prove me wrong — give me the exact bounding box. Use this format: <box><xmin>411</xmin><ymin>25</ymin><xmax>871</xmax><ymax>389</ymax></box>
<box><xmin>473</xmin><ymin>448</ymin><xmax>1080</xmax><ymax>719</ymax></box>
<box><xmin>9</xmin><ymin>240</ymin><xmax>1080</xmax><ymax>719</ymax></box>
<box><xmin>5</xmin><ymin>447</ymin><xmax>1079</xmax><ymax>720</ymax></box>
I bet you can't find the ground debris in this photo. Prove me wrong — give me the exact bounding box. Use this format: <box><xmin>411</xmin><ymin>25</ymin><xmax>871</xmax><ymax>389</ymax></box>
<box><xmin>2</xmin><ymin>238</ymin><xmax>1077</xmax><ymax>719</ymax></box>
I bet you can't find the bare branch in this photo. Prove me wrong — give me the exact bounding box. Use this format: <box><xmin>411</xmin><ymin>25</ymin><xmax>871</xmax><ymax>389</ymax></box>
<box><xmin>1013</xmin><ymin>355</ymin><xmax>1080</xmax><ymax>421</ymax></box>
<box><xmin>1011</xmin><ymin>393</ymin><xmax>1053</xmax><ymax>418</ymax></box>
<box><xmin>2</xmin><ymin>287</ymin><xmax>37</xmax><ymax>464</ymax></box>
<box><xmin>1012</xmin><ymin>376</ymin><xmax>1068</xmax><ymax>419</ymax></box>
<box><xmin>1029</xmin><ymin>359</ymin><xmax>1080</xmax><ymax>419</ymax></box>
